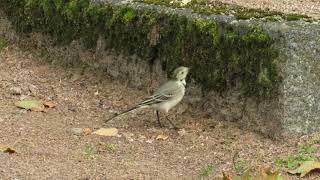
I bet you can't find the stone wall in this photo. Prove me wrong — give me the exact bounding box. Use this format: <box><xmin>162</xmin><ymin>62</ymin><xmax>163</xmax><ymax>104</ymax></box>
<box><xmin>0</xmin><ymin>0</ymin><xmax>319</xmax><ymax>138</ymax></box>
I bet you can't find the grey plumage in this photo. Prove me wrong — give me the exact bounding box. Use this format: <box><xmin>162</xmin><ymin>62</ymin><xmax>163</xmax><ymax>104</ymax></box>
<box><xmin>105</xmin><ymin>66</ymin><xmax>190</xmax><ymax>128</ymax></box>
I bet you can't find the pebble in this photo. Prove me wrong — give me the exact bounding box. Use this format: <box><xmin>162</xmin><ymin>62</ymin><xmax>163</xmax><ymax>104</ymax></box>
<box><xmin>28</xmin><ymin>84</ymin><xmax>38</xmax><ymax>95</ymax></box>
<box><xmin>146</xmin><ymin>139</ymin><xmax>153</xmax><ymax>144</ymax></box>
<box><xmin>70</xmin><ymin>128</ymin><xmax>83</xmax><ymax>136</ymax></box>
<box><xmin>10</xmin><ymin>87</ymin><xmax>22</xmax><ymax>95</ymax></box>
<box><xmin>178</xmin><ymin>128</ymin><xmax>187</xmax><ymax>136</ymax></box>
<box><xmin>123</xmin><ymin>132</ymin><xmax>134</xmax><ymax>142</ymax></box>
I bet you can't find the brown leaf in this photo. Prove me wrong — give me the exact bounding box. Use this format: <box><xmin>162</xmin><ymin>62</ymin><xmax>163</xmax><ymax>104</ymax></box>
<box><xmin>156</xmin><ymin>134</ymin><xmax>169</xmax><ymax>140</ymax></box>
<box><xmin>288</xmin><ymin>161</ymin><xmax>320</xmax><ymax>177</ymax></box>
<box><xmin>31</xmin><ymin>105</ymin><xmax>45</xmax><ymax>112</ymax></box>
<box><xmin>93</xmin><ymin>128</ymin><xmax>118</xmax><ymax>137</ymax></box>
<box><xmin>0</xmin><ymin>144</ymin><xmax>16</xmax><ymax>154</ymax></box>
<box><xmin>83</xmin><ymin>128</ymin><xmax>92</xmax><ymax>136</ymax></box>
<box><xmin>259</xmin><ymin>167</ymin><xmax>272</xmax><ymax>178</ymax></box>
<box><xmin>43</xmin><ymin>101</ymin><xmax>57</xmax><ymax>108</ymax></box>
<box><xmin>222</xmin><ymin>172</ymin><xmax>233</xmax><ymax>180</ymax></box>
<box><xmin>255</xmin><ymin>169</ymin><xmax>287</xmax><ymax>180</ymax></box>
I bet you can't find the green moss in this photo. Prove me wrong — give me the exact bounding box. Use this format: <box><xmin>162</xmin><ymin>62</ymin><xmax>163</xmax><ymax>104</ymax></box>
<box><xmin>0</xmin><ymin>36</ymin><xmax>8</xmax><ymax>51</ymax></box>
<box><xmin>123</xmin><ymin>9</ymin><xmax>137</xmax><ymax>24</ymax></box>
<box><xmin>0</xmin><ymin>0</ymin><xmax>280</xmax><ymax>98</ymax></box>
<box><xmin>285</xmin><ymin>13</ymin><xmax>309</xmax><ymax>21</ymax></box>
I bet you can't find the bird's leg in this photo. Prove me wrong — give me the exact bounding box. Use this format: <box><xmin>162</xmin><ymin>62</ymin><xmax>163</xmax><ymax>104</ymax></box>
<box><xmin>156</xmin><ymin>111</ymin><xmax>163</xmax><ymax>128</ymax></box>
<box><xmin>165</xmin><ymin>115</ymin><xmax>180</xmax><ymax>130</ymax></box>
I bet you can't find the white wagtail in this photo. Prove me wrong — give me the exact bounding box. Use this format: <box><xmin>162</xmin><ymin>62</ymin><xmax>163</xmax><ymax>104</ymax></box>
<box><xmin>105</xmin><ymin>66</ymin><xmax>190</xmax><ymax>129</ymax></box>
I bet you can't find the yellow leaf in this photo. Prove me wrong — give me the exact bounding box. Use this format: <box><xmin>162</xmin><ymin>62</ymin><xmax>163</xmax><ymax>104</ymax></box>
<box><xmin>288</xmin><ymin>161</ymin><xmax>320</xmax><ymax>177</ymax></box>
<box><xmin>15</xmin><ymin>99</ymin><xmax>45</xmax><ymax>112</ymax></box>
<box><xmin>156</xmin><ymin>134</ymin><xmax>169</xmax><ymax>140</ymax></box>
<box><xmin>93</xmin><ymin>128</ymin><xmax>118</xmax><ymax>137</ymax></box>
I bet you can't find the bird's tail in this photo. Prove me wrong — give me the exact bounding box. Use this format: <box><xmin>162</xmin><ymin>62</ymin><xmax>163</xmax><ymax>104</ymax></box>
<box><xmin>105</xmin><ymin>105</ymin><xmax>142</xmax><ymax>123</ymax></box>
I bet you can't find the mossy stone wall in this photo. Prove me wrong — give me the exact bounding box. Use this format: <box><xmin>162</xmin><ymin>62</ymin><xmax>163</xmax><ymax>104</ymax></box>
<box><xmin>0</xmin><ymin>0</ymin><xmax>280</xmax><ymax>98</ymax></box>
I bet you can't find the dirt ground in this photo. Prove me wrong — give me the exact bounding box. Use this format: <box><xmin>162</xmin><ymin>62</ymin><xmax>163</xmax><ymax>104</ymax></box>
<box><xmin>0</xmin><ymin>43</ymin><xmax>319</xmax><ymax>180</ymax></box>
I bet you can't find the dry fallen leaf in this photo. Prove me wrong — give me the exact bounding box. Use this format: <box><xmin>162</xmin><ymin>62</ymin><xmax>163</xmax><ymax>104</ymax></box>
<box><xmin>0</xmin><ymin>144</ymin><xmax>16</xmax><ymax>154</ymax></box>
<box><xmin>31</xmin><ymin>106</ymin><xmax>45</xmax><ymax>112</ymax></box>
<box><xmin>83</xmin><ymin>128</ymin><xmax>92</xmax><ymax>136</ymax></box>
<box><xmin>15</xmin><ymin>99</ymin><xmax>45</xmax><ymax>112</ymax></box>
<box><xmin>156</xmin><ymin>134</ymin><xmax>169</xmax><ymax>140</ymax></box>
<box><xmin>43</xmin><ymin>101</ymin><xmax>57</xmax><ymax>108</ymax></box>
<box><xmin>222</xmin><ymin>172</ymin><xmax>234</xmax><ymax>180</ymax></box>
<box><xmin>222</xmin><ymin>168</ymin><xmax>288</xmax><ymax>180</ymax></box>
<box><xmin>93</xmin><ymin>128</ymin><xmax>118</xmax><ymax>137</ymax></box>
<box><xmin>288</xmin><ymin>161</ymin><xmax>320</xmax><ymax>177</ymax></box>
<box><xmin>256</xmin><ymin>168</ymin><xmax>288</xmax><ymax>180</ymax></box>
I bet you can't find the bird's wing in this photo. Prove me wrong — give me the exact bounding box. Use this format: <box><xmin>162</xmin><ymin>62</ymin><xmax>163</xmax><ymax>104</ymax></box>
<box><xmin>137</xmin><ymin>81</ymin><xmax>181</xmax><ymax>107</ymax></box>
<box><xmin>105</xmin><ymin>81</ymin><xmax>182</xmax><ymax>123</ymax></box>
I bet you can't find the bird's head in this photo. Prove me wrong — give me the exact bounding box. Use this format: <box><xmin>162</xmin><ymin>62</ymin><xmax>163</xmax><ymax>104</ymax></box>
<box><xmin>171</xmin><ymin>66</ymin><xmax>190</xmax><ymax>81</ymax></box>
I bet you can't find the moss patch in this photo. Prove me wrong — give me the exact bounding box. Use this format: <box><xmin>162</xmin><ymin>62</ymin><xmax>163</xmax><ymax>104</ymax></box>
<box><xmin>138</xmin><ymin>0</ymin><xmax>311</xmax><ymax>21</ymax></box>
<box><xmin>0</xmin><ymin>36</ymin><xmax>8</xmax><ymax>51</ymax></box>
<box><xmin>0</xmin><ymin>0</ymin><xmax>280</xmax><ymax>98</ymax></box>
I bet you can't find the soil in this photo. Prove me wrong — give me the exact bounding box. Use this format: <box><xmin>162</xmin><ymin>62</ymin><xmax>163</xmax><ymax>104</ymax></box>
<box><xmin>0</xmin><ymin>44</ymin><xmax>319</xmax><ymax>179</ymax></box>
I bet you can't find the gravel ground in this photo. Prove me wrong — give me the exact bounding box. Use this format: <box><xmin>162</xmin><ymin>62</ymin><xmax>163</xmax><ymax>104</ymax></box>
<box><xmin>218</xmin><ymin>0</ymin><xmax>320</xmax><ymax>18</ymax></box>
<box><xmin>0</xmin><ymin>43</ymin><xmax>319</xmax><ymax>179</ymax></box>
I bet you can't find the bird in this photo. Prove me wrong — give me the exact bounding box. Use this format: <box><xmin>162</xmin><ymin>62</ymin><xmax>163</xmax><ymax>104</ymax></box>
<box><xmin>105</xmin><ymin>66</ymin><xmax>190</xmax><ymax>129</ymax></box>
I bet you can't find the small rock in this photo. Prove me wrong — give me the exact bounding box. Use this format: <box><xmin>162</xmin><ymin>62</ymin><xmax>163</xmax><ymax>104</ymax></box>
<box><xmin>123</xmin><ymin>132</ymin><xmax>134</xmax><ymax>138</ymax></box>
<box><xmin>28</xmin><ymin>84</ymin><xmax>38</xmax><ymax>96</ymax></box>
<box><xmin>70</xmin><ymin>73</ymin><xmax>81</xmax><ymax>82</ymax></box>
<box><xmin>10</xmin><ymin>87</ymin><xmax>22</xmax><ymax>95</ymax></box>
<box><xmin>19</xmin><ymin>95</ymin><xmax>29</xmax><ymax>100</ymax></box>
<box><xmin>70</xmin><ymin>128</ymin><xmax>83</xmax><ymax>136</ymax></box>
<box><xmin>178</xmin><ymin>128</ymin><xmax>187</xmax><ymax>136</ymax></box>
<box><xmin>68</xmin><ymin>106</ymin><xmax>77</xmax><ymax>112</ymax></box>
<box><xmin>123</xmin><ymin>132</ymin><xmax>134</xmax><ymax>142</ymax></box>
<box><xmin>138</xmin><ymin>135</ymin><xmax>146</xmax><ymax>142</ymax></box>
<box><xmin>94</xmin><ymin>91</ymin><xmax>99</xmax><ymax>96</ymax></box>
<box><xmin>16</xmin><ymin>109</ymin><xmax>27</xmax><ymax>114</ymax></box>
<box><xmin>146</xmin><ymin>139</ymin><xmax>153</xmax><ymax>144</ymax></box>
